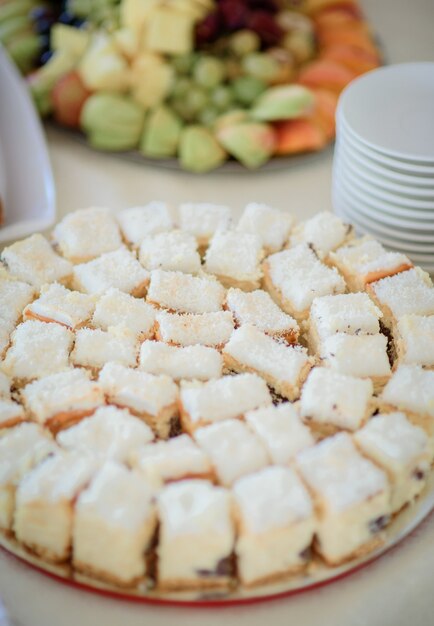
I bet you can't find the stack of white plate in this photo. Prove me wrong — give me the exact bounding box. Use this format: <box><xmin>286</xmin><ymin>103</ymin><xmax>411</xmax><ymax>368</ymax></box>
<box><xmin>333</xmin><ymin>62</ymin><xmax>434</xmax><ymax>272</ymax></box>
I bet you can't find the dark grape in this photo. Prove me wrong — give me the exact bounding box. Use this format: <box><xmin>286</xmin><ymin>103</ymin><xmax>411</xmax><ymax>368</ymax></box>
<box><xmin>39</xmin><ymin>49</ymin><xmax>53</xmax><ymax>65</ymax></box>
<box><xmin>247</xmin><ymin>11</ymin><xmax>283</xmax><ymax>46</ymax></box>
<box><xmin>195</xmin><ymin>11</ymin><xmax>222</xmax><ymax>45</ymax></box>
<box><xmin>219</xmin><ymin>0</ymin><xmax>250</xmax><ymax>31</ymax></box>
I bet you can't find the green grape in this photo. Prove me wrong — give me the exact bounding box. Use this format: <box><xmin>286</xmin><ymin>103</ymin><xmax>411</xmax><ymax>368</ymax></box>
<box><xmin>242</xmin><ymin>53</ymin><xmax>280</xmax><ymax>84</ymax></box>
<box><xmin>171</xmin><ymin>100</ymin><xmax>195</xmax><ymax>123</ymax></box>
<box><xmin>211</xmin><ymin>85</ymin><xmax>234</xmax><ymax>111</ymax></box>
<box><xmin>229</xmin><ymin>30</ymin><xmax>261</xmax><ymax>57</ymax></box>
<box><xmin>184</xmin><ymin>85</ymin><xmax>209</xmax><ymax>117</ymax></box>
<box><xmin>232</xmin><ymin>76</ymin><xmax>266</xmax><ymax>106</ymax></box>
<box><xmin>198</xmin><ymin>106</ymin><xmax>220</xmax><ymax>127</ymax></box>
<box><xmin>193</xmin><ymin>56</ymin><xmax>226</xmax><ymax>90</ymax></box>
<box><xmin>171</xmin><ymin>76</ymin><xmax>194</xmax><ymax>100</ymax></box>
<box><xmin>172</xmin><ymin>53</ymin><xmax>197</xmax><ymax>75</ymax></box>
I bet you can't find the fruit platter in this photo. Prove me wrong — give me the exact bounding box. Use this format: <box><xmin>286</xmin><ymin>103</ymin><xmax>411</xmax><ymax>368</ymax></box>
<box><xmin>1</xmin><ymin>0</ymin><xmax>381</xmax><ymax>171</ymax></box>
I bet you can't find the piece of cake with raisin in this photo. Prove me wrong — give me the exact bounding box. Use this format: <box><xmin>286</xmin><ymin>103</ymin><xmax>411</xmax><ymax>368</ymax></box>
<box><xmin>289</xmin><ymin>211</ymin><xmax>352</xmax><ymax>259</ymax></box>
<box><xmin>329</xmin><ymin>237</ymin><xmax>413</xmax><ymax>292</ymax></box>
<box><xmin>72</xmin><ymin>462</ymin><xmax>157</xmax><ymax>587</ymax></box>
<box><xmin>204</xmin><ymin>231</ymin><xmax>264</xmax><ymax>291</ymax></box>
<box><xmin>73</xmin><ymin>247</ymin><xmax>149</xmax><ymax>296</ymax></box>
<box><xmin>139</xmin><ymin>230</ymin><xmax>201</xmax><ymax>274</ymax></box>
<box><xmin>92</xmin><ymin>288</ymin><xmax>156</xmax><ymax>340</ymax></box>
<box><xmin>156</xmin><ymin>480</ymin><xmax>235</xmax><ymax>590</ymax></box>
<box><xmin>52</xmin><ymin>207</ymin><xmax>122</xmax><ymax>263</ymax></box>
<box><xmin>139</xmin><ymin>341</ymin><xmax>223</xmax><ymax>381</ymax></box>
<box><xmin>225</xmin><ymin>288</ymin><xmax>299</xmax><ymax>343</ymax></box>
<box><xmin>155</xmin><ymin>310</ymin><xmax>234</xmax><ymax>349</ymax></box>
<box><xmin>379</xmin><ymin>365</ymin><xmax>434</xmax><ymax>440</ymax></box>
<box><xmin>236</xmin><ymin>203</ymin><xmax>294</xmax><ymax>254</ymax></box>
<box><xmin>57</xmin><ymin>405</ymin><xmax>154</xmax><ymax>463</ymax></box>
<box><xmin>99</xmin><ymin>362</ymin><xmax>179</xmax><ymax>439</ymax></box>
<box><xmin>179</xmin><ymin>373</ymin><xmax>271</xmax><ymax>433</ymax></box>
<box><xmin>177</xmin><ymin>203</ymin><xmax>231</xmax><ymax>247</ymax></box>
<box><xmin>23</xmin><ymin>283</ymin><xmax>95</xmax><ymax>329</ymax></box>
<box><xmin>0</xmin><ymin>423</ymin><xmax>57</xmax><ymax>532</ymax></box>
<box><xmin>233</xmin><ymin>466</ymin><xmax>315</xmax><ymax>586</ymax></box>
<box><xmin>194</xmin><ymin>419</ymin><xmax>269</xmax><ymax>487</ymax></box>
<box><xmin>299</xmin><ymin>368</ymin><xmax>374</xmax><ymax>437</ymax></box>
<box><xmin>14</xmin><ymin>450</ymin><xmax>98</xmax><ymax>562</ymax></box>
<box><xmin>71</xmin><ymin>327</ymin><xmax>138</xmax><ymax>372</ymax></box>
<box><xmin>319</xmin><ymin>333</ymin><xmax>391</xmax><ymax>389</ymax></box>
<box><xmin>147</xmin><ymin>269</ymin><xmax>225</xmax><ymax>313</ymax></box>
<box><xmin>354</xmin><ymin>412</ymin><xmax>432</xmax><ymax>512</ymax></box>
<box><xmin>295</xmin><ymin>433</ymin><xmax>391</xmax><ymax>565</ymax></box>
<box><xmin>223</xmin><ymin>324</ymin><xmax>313</xmax><ymax>400</ymax></box>
<box><xmin>245</xmin><ymin>403</ymin><xmax>314</xmax><ymax>465</ymax></box>
<box><xmin>116</xmin><ymin>202</ymin><xmax>174</xmax><ymax>247</ymax></box>
<box><xmin>393</xmin><ymin>315</ymin><xmax>434</xmax><ymax>368</ymax></box>
<box><xmin>130</xmin><ymin>434</ymin><xmax>213</xmax><ymax>484</ymax></box>
<box><xmin>1</xmin><ymin>234</ymin><xmax>73</xmax><ymax>289</ymax></box>
<box><xmin>2</xmin><ymin>320</ymin><xmax>73</xmax><ymax>384</ymax></box>
<box><xmin>263</xmin><ymin>244</ymin><xmax>346</xmax><ymax>321</ymax></box>
<box><xmin>306</xmin><ymin>292</ymin><xmax>382</xmax><ymax>354</ymax></box>
<box><xmin>21</xmin><ymin>368</ymin><xmax>105</xmax><ymax>433</ymax></box>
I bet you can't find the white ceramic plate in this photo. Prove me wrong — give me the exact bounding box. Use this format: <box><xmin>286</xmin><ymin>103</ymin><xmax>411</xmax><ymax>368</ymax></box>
<box><xmin>337</xmin><ymin>116</ymin><xmax>434</xmax><ymax>175</ymax></box>
<box><xmin>337</xmin><ymin>63</ymin><xmax>434</xmax><ymax>162</ymax></box>
<box><xmin>0</xmin><ymin>46</ymin><xmax>55</xmax><ymax>244</ymax></box>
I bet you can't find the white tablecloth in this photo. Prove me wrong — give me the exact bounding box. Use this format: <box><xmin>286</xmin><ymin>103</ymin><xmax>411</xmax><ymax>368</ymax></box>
<box><xmin>1</xmin><ymin>1</ymin><xmax>434</xmax><ymax>624</ymax></box>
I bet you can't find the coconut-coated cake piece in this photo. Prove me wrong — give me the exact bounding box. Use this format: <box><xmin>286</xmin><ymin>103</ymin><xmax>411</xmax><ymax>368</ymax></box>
<box><xmin>92</xmin><ymin>288</ymin><xmax>156</xmax><ymax>339</ymax></box>
<box><xmin>204</xmin><ymin>231</ymin><xmax>264</xmax><ymax>291</ymax></box>
<box><xmin>139</xmin><ymin>341</ymin><xmax>223</xmax><ymax>381</ymax></box>
<box><xmin>155</xmin><ymin>310</ymin><xmax>234</xmax><ymax>348</ymax></box>
<box><xmin>289</xmin><ymin>211</ymin><xmax>352</xmax><ymax>258</ymax></box>
<box><xmin>394</xmin><ymin>315</ymin><xmax>434</xmax><ymax>367</ymax></box>
<box><xmin>23</xmin><ymin>283</ymin><xmax>95</xmax><ymax>329</ymax></box>
<box><xmin>236</xmin><ymin>202</ymin><xmax>294</xmax><ymax>253</ymax></box>
<box><xmin>139</xmin><ymin>230</ymin><xmax>201</xmax><ymax>274</ymax></box>
<box><xmin>147</xmin><ymin>269</ymin><xmax>225</xmax><ymax>314</ymax></box>
<box><xmin>177</xmin><ymin>203</ymin><xmax>231</xmax><ymax>246</ymax></box>
<box><xmin>116</xmin><ymin>202</ymin><xmax>174</xmax><ymax>247</ymax></box>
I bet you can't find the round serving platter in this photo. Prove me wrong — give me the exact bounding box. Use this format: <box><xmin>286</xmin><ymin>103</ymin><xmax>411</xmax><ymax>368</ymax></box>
<box><xmin>1</xmin><ymin>474</ymin><xmax>433</xmax><ymax>607</ymax></box>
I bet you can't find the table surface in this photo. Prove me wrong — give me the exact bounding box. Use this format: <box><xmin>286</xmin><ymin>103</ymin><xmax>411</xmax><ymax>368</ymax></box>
<box><xmin>2</xmin><ymin>1</ymin><xmax>434</xmax><ymax>624</ymax></box>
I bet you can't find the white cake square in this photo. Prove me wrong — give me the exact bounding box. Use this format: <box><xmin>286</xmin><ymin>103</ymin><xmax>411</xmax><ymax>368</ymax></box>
<box><xmin>139</xmin><ymin>341</ymin><xmax>223</xmax><ymax>381</ymax></box>
<box><xmin>236</xmin><ymin>203</ymin><xmax>294</xmax><ymax>253</ymax></box>
<box><xmin>14</xmin><ymin>451</ymin><xmax>98</xmax><ymax>562</ymax></box>
<box><xmin>21</xmin><ymin>368</ymin><xmax>105</xmax><ymax>432</ymax></box>
<box><xmin>1</xmin><ymin>234</ymin><xmax>73</xmax><ymax>289</ymax></box>
<box><xmin>73</xmin><ymin>462</ymin><xmax>157</xmax><ymax>586</ymax></box>
<box><xmin>157</xmin><ymin>480</ymin><xmax>235</xmax><ymax>590</ymax></box>
<box><xmin>225</xmin><ymin>288</ymin><xmax>299</xmax><ymax>343</ymax></box>
<box><xmin>194</xmin><ymin>419</ymin><xmax>269</xmax><ymax>487</ymax></box>
<box><xmin>380</xmin><ymin>365</ymin><xmax>434</xmax><ymax>438</ymax></box>
<box><xmin>179</xmin><ymin>373</ymin><xmax>272</xmax><ymax>433</ymax></box>
<box><xmin>223</xmin><ymin>324</ymin><xmax>313</xmax><ymax>400</ymax></box>
<box><xmin>0</xmin><ymin>423</ymin><xmax>57</xmax><ymax>531</ymax></box>
<box><xmin>130</xmin><ymin>434</ymin><xmax>213</xmax><ymax>483</ymax></box>
<box><xmin>23</xmin><ymin>283</ymin><xmax>95</xmax><ymax>329</ymax></box>
<box><xmin>295</xmin><ymin>433</ymin><xmax>391</xmax><ymax>565</ymax></box>
<box><xmin>147</xmin><ymin>269</ymin><xmax>225</xmax><ymax>313</ymax></box>
<box><xmin>53</xmin><ymin>207</ymin><xmax>122</xmax><ymax>263</ymax></box>
<box><xmin>116</xmin><ymin>202</ymin><xmax>174</xmax><ymax>247</ymax></box>
<box><xmin>0</xmin><ymin>399</ymin><xmax>26</xmax><ymax>429</ymax></box>
<box><xmin>263</xmin><ymin>244</ymin><xmax>346</xmax><ymax>321</ymax></box>
<box><xmin>57</xmin><ymin>406</ymin><xmax>154</xmax><ymax>463</ymax></box>
<box><xmin>289</xmin><ymin>211</ymin><xmax>352</xmax><ymax>258</ymax></box>
<box><xmin>245</xmin><ymin>403</ymin><xmax>314</xmax><ymax>464</ymax></box>
<box><xmin>233</xmin><ymin>466</ymin><xmax>315</xmax><ymax>586</ymax></box>
<box><xmin>299</xmin><ymin>367</ymin><xmax>374</xmax><ymax>435</ymax></box>
<box><xmin>99</xmin><ymin>362</ymin><xmax>179</xmax><ymax>439</ymax></box>
<box><xmin>329</xmin><ymin>236</ymin><xmax>413</xmax><ymax>291</ymax></box>
<box><xmin>307</xmin><ymin>292</ymin><xmax>382</xmax><ymax>354</ymax></box>
<box><xmin>177</xmin><ymin>203</ymin><xmax>231</xmax><ymax>246</ymax></box>
<box><xmin>0</xmin><ymin>279</ymin><xmax>35</xmax><ymax>326</ymax></box>
<box><xmin>155</xmin><ymin>310</ymin><xmax>234</xmax><ymax>348</ymax></box>
<box><xmin>367</xmin><ymin>268</ymin><xmax>434</xmax><ymax>329</ymax></box>
<box><xmin>139</xmin><ymin>230</ymin><xmax>201</xmax><ymax>274</ymax></box>
<box><xmin>394</xmin><ymin>315</ymin><xmax>434</xmax><ymax>367</ymax></box>
<box><xmin>319</xmin><ymin>333</ymin><xmax>391</xmax><ymax>387</ymax></box>
<box><xmin>92</xmin><ymin>288</ymin><xmax>156</xmax><ymax>340</ymax></box>
<box><xmin>2</xmin><ymin>320</ymin><xmax>73</xmax><ymax>383</ymax></box>
<box><xmin>204</xmin><ymin>231</ymin><xmax>264</xmax><ymax>290</ymax></box>
<box><xmin>73</xmin><ymin>247</ymin><xmax>150</xmax><ymax>296</ymax></box>
<box><xmin>71</xmin><ymin>327</ymin><xmax>138</xmax><ymax>371</ymax></box>
<box><xmin>354</xmin><ymin>412</ymin><xmax>431</xmax><ymax>512</ymax></box>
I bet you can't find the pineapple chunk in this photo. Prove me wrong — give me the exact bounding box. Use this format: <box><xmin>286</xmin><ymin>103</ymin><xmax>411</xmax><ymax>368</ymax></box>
<box><xmin>120</xmin><ymin>0</ymin><xmax>160</xmax><ymax>38</ymax></box>
<box><xmin>146</xmin><ymin>7</ymin><xmax>196</xmax><ymax>55</ymax></box>
<box><xmin>113</xmin><ymin>27</ymin><xmax>140</xmax><ymax>60</ymax></box>
<box><xmin>78</xmin><ymin>33</ymin><xmax>130</xmax><ymax>92</ymax></box>
<box><xmin>130</xmin><ymin>53</ymin><xmax>174</xmax><ymax>109</ymax></box>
